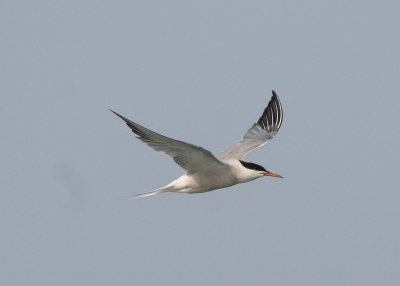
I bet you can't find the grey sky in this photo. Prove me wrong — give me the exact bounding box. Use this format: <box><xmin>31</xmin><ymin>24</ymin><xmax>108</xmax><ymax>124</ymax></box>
<box><xmin>1</xmin><ymin>0</ymin><xmax>399</xmax><ymax>285</ymax></box>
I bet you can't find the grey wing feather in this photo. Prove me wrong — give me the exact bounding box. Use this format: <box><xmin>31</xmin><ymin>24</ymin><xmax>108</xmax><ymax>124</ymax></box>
<box><xmin>110</xmin><ymin>110</ymin><xmax>226</xmax><ymax>174</ymax></box>
<box><xmin>218</xmin><ymin>91</ymin><xmax>283</xmax><ymax>160</ymax></box>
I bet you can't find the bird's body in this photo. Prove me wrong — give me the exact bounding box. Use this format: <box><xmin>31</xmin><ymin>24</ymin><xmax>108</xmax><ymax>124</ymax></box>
<box><xmin>111</xmin><ymin>91</ymin><xmax>283</xmax><ymax>198</ymax></box>
<box><xmin>156</xmin><ymin>159</ymin><xmax>255</xmax><ymax>195</ymax></box>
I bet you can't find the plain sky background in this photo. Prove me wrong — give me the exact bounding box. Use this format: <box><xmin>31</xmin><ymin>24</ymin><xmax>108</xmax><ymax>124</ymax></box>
<box><xmin>1</xmin><ymin>0</ymin><xmax>399</xmax><ymax>285</ymax></box>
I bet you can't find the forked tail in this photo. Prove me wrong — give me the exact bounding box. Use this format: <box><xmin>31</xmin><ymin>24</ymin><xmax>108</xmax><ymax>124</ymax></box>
<box><xmin>128</xmin><ymin>185</ymin><xmax>174</xmax><ymax>199</ymax></box>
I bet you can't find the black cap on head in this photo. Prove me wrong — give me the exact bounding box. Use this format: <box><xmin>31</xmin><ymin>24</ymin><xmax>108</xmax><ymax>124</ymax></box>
<box><xmin>239</xmin><ymin>160</ymin><xmax>267</xmax><ymax>172</ymax></box>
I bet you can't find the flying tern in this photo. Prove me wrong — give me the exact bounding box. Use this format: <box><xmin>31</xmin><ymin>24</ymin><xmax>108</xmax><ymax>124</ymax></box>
<box><xmin>111</xmin><ymin>90</ymin><xmax>283</xmax><ymax>198</ymax></box>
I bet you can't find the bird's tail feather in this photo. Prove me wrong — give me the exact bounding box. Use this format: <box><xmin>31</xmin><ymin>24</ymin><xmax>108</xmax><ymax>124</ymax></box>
<box><xmin>127</xmin><ymin>185</ymin><xmax>174</xmax><ymax>199</ymax></box>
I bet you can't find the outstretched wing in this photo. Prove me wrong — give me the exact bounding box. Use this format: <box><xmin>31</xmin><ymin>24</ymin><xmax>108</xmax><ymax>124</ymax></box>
<box><xmin>110</xmin><ymin>110</ymin><xmax>226</xmax><ymax>174</ymax></box>
<box><xmin>218</xmin><ymin>91</ymin><xmax>283</xmax><ymax>160</ymax></box>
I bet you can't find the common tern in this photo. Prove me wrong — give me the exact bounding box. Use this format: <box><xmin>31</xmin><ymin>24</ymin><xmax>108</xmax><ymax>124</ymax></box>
<box><xmin>111</xmin><ymin>90</ymin><xmax>283</xmax><ymax>198</ymax></box>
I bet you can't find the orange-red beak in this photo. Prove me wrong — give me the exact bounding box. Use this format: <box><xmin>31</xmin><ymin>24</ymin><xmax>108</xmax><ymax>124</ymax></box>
<box><xmin>263</xmin><ymin>172</ymin><xmax>283</xmax><ymax>178</ymax></box>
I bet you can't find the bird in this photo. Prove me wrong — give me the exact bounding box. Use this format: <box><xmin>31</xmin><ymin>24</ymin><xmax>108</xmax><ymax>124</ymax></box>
<box><xmin>110</xmin><ymin>90</ymin><xmax>283</xmax><ymax>198</ymax></box>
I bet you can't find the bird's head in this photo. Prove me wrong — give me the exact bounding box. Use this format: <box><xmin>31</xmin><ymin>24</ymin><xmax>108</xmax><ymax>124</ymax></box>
<box><xmin>239</xmin><ymin>160</ymin><xmax>283</xmax><ymax>180</ymax></box>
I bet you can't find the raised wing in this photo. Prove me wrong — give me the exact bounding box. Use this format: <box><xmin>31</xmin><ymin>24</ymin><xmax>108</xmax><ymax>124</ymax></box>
<box><xmin>218</xmin><ymin>91</ymin><xmax>283</xmax><ymax>160</ymax></box>
<box><xmin>110</xmin><ymin>110</ymin><xmax>226</xmax><ymax>174</ymax></box>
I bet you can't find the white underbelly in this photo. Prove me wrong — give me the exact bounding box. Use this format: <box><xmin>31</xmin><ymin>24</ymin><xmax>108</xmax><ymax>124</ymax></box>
<box><xmin>173</xmin><ymin>169</ymin><xmax>238</xmax><ymax>194</ymax></box>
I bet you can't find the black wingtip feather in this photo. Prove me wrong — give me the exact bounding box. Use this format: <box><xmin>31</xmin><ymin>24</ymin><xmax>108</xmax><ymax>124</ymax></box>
<box><xmin>110</xmin><ymin>109</ymin><xmax>160</xmax><ymax>142</ymax></box>
<box><xmin>256</xmin><ymin>90</ymin><xmax>283</xmax><ymax>131</ymax></box>
<box><xmin>109</xmin><ymin>109</ymin><xmax>127</xmax><ymax>122</ymax></box>
<box><xmin>109</xmin><ymin>109</ymin><xmax>136</xmax><ymax>129</ymax></box>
